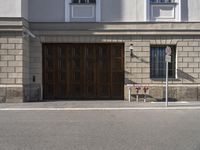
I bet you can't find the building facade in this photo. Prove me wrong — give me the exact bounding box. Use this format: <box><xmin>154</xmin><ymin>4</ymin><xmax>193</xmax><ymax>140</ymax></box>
<box><xmin>0</xmin><ymin>0</ymin><xmax>200</xmax><ymax>102</ymax></box>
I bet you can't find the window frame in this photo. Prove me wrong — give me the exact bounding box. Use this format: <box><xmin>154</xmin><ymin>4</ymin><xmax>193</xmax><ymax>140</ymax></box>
<box><xmin>71</xmin><ymin>0</ymin><xmax>96</xmax><ymax>4</ymax></box>
<box><xmin>65</xmin><ymin>0</ymin><xmax>101</xmax><ymax>22</ymax></box>
<box><xmin>150</xmin><ymin>0</ymin><xmax>175</xmax><ymax>3</ymax></box>
<box><xmin>147</xmin><ymin>0</ymin><xmax>181</xmax><ymax>22</ymax></box>
<box><xmin>150</xmin><ymin>45</ymin><xmax>177</xmax><ymax>79</ymax></box>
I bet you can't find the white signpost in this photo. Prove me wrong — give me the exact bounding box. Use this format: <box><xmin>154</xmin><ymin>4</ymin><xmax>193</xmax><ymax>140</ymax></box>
<box><xmin>165</xmin><ymin>46</ymin><xmax>171</xmax><ymax>107</ymax></box>
<box><xmin>126</xmin><ymin>84</ymin><xmax>133</xmax><ymax>102</ymax></box>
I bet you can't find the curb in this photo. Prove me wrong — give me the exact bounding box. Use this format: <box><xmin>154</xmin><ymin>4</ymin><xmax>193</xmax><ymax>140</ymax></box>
<box><xmin>1</xmin><ymin>107</ymin><xmax>200</xmax><ymax>111</ymax></box>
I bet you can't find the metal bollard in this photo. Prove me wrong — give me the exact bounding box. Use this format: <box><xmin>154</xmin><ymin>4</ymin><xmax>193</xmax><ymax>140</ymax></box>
<box><xmin>135</xmin><ymin>84</ymin><xmax>141</xmax><ymax>102</ymax></box>
<box><xmin>143</xmin><ymin>85</ymin><xmax>149</xmax><ymax>102</ymax></box>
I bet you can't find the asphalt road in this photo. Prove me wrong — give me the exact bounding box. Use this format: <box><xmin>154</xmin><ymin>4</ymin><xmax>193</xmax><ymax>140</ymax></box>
<box><xmin>0</xmin><ymin>109</ymin><xmax>200</xmax><ymax>150</ymax></box>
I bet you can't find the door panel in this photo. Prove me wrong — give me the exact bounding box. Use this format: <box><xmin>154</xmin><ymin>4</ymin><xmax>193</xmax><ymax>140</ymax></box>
<box><xmin>43</xmin><ymin>43</ymin><xmax>124</xmax><ymax>100</ymax></box>
<box><xmin>69</xmin><ymin>44</ymin><xmax>83</xmax><ymax>98</ymax></box>
<box><xmin>43</xmin><ymin>44</ymin><xmax>56</xmax><ymax>99</ymax></box>
<box><xmin>96</xmin><ymin>44</ymin><xmax>111</xmax><ymax>98</ymax></box>
<box><xmin>84</xmin><ymin>44</ymin><xmax>96</xmax><ymax>98</ymax></box>
<box><xmin>56</xmin><ymin>45</ymin><xmax>67</xmax><ymax>98</ymax></box>
<box><xmin>111</xmin><ymin>44</ymin><xmax>124</xmax><ymax>99</ymax></box>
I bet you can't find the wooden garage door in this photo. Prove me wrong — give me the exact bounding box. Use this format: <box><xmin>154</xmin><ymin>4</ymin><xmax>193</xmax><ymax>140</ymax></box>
<box><xmin>43</xmin><ymin>43</ymin><xmax>124</xmax><ymax>100</ymax></box>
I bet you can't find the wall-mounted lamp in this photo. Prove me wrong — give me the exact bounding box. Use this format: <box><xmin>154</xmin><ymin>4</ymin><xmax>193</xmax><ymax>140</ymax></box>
<box><xmin>129</xmin><ymin>44</ymin><xmax>134</xmax><ymax>57</ymax></box>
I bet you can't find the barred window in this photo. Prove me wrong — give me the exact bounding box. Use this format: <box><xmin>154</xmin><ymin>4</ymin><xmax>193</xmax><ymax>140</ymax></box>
<box><xmin>150</xmin><ymin>45</ymin><xmax>176</xmax><ymax>78</ymax></box>
<box><xmin>72</xmin><ymin>0</ymin><xmax>96</xmax><ymax>4</ymax></box>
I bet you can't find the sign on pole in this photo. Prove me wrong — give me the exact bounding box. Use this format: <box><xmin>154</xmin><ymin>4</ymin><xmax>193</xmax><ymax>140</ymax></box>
<box><xmin>165</xmin><ymin>55</ymin><xmax>171</xmax><ymax>63</ymax></box>
<box><xmin>165</xmin><ymin>46</ymin><xmax>172</xmax><ymax>56</ymax></box>
<box><xmin>165</xmin><ymin>46</ymin><xmax>171</xmax><ymax>107</ymax></box>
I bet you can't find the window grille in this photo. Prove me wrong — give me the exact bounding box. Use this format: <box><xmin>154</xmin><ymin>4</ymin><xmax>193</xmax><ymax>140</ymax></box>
<box><xmin>150</xmin><ymin>45</ymin><xmax>176</xmax><ymax>78</ymax></box>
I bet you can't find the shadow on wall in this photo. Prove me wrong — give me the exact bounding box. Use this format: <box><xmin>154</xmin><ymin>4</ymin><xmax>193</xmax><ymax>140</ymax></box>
<box><xmin>132</xmin><ymin>54</ymin><xmax>149</xmax><ymax>64</ymax></box>
<box><xmin>181</xmin><ymin>0</ymin><xmax>188</xmax><ymax>21</ymax></box>
<box><xmin>177</xmin><ymin>69</ymin><xmax>195</xmax><ymax>82</ymax></box>
<box><xmin>125</xmin><ymin>70</ymin><xmax>135</xmax><ymax>84</ymax></box>
<box><xmin>125</xmin><ymin>78</ymin><xmax>136</xmax><ymax>84</ymax></box>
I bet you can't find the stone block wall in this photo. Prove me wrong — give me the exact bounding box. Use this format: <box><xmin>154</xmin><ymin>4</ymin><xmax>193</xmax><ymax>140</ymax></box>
<box><xmin>28</xmin><ymin>35</ymin><xmax>200</xmax><ymax>101</ymax></box>
<box><xmin>124</xmin><ymin>35</ymin><xmax>200</xmax><ymax>101</ymax></box>
<box><xmin>0</xmin><ymin>33</ymin><xmax>30</xmax><ymax>102</ymax></box>
<box><xmin>29</xmin><ymin>38</ymin><xmax>42</xmax><ymax>101</ymax></box>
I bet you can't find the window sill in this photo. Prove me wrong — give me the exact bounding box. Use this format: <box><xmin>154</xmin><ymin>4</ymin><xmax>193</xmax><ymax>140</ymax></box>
<box><xmin>150</xmin><ymin>78</ymin><xmax>180</xmax><ymax>81</ymax></box>
<box><xmin>70</xmin><ymin>3</ymin><xmax>96</xmax><ymax>5</ymax></box>
<box><xmin>150</xmin><ymin>2</ymin><xmax>178</xmax><ymax>5</ymax></box>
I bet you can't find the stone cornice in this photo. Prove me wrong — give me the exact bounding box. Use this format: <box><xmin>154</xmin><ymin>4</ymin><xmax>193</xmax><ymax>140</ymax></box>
<box><xmin>1</xmin><ymin>20</ymin><xmax>200</xmax><ymax>35</ymax></box>
<box><xmin>0</xmin><ymin>18</ymin><xmax>29</xmax><ymax>32</ymax></box>
<box><xmin>29</xmin><ymin>22</ymin><xmax>200</xmax><ymax>36</ymax></box>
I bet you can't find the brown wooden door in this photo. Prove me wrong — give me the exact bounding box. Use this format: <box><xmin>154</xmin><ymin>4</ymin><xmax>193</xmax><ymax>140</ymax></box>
<box><xmin>96</xmin><ymin>44</ymin><xmax>111</xmax><ymax>99</ymax></box>
<box><xmin>68</xmin><ymin>44</ymin><xmax>83</xmax><ymax>98</ymax></box>
<box><xmin>43</xmin><ymin>43</ymin><xmax>124</xmax><ymax>100</ymax></box>
<box><xmin>84</xmin><ymin>44</ymin><xmax>96</xmax><ymax>98</ymax></box>
<box><xmin>43</xmin><ymin>44</ymin><xmax>56</xmax><ymax>99</ymax></box>
<box><xmin>56</xmin><ymin>45</ymin><xmax>68</xmax><ymax>98</ymax></box>
<box><xmin>111</xmin><ymin>44</ymin><xmax>124</xmax><ymax>99</ymax></box>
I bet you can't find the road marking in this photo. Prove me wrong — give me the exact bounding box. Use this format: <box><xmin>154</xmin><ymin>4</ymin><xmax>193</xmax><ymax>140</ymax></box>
<box><xmin>0</xmin><ymin>107</ymin><xmax>200</xmax><ymax>111</ymax></box>
<box><xmin>0</xmin><ymin>85</ymin><xmax>23</xmax><ymax>87</ymax></box>
<box><xmin>151</xmin><ymin>101</ymin><xmax>189</xmax><ymax>104</ymax></box>
<box><xmin>147</xmin><ymin>84</ymin><xmax>200</xmax><ymax>87</ymax></box>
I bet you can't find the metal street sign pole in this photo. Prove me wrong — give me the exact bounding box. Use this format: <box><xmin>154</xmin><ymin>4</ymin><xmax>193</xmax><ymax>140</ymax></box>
<box><xmin>165</xmin><ymin>46</ymin><xmax>171</xmax><ymax>107</ymax></box>
<box><xmin>128</xmin><ymin>87</ymin><xmax>131</xmax><ymax>102</ymax></box>
<box><xmin>166</xmin><ymin>61</ymin><xmax>168</xmax><ymax>107</ymax></box>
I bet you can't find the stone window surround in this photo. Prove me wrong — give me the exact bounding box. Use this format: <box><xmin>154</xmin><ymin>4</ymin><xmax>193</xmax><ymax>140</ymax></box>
<box><xmin>66</xmin><ymin>0</ymin><xmax>181</xmax><ymax>22</ymax></box>
<box><xmin>71</xmin><ymin>0</ymin><xmax>96</xmax><ymax>4</ymax></box>
<box><xmin>145</xmin><ymin>0</ymin><xmax>181</xmax><ymax>22</ymax></box>
<box><xmin>65</xmin><ymin>0</ymin><xmax>101</xmax><ymax>22</ymax></box>
<box><xmin>150</xmin><ymin>0</ymin><xmax>175</xmax><ymax>3</ymax></box>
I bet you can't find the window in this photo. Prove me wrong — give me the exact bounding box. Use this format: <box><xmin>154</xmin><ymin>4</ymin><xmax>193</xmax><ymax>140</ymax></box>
<box><xmin>66</xmin><ymin>0</ymin><xmax>100</xmax><ymax>22</ymax></box>
<box><xmin>150</xmin><ymin>0</ymin><xmax>175</xmax><ymax>3</ymax></box>
<box><xmin>150</xmin><ymin>45</ymin><xmax>176</xmax><ymax>78</ymax></box>
<box><xmin>72</xmin><ymin>0</ymin><xmax>96</xmax><ymax>4</ymax></box>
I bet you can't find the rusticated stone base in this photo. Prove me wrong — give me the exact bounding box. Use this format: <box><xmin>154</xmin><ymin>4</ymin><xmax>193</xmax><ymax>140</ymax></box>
<box><xmin>0</xmin><ymin>87</ymin><xmax>23</xmax><ymax>103</ymax></box>
<box><xmin>0</xmin><ymin>85</ymin><xmax>31</xmax><ymax>103</ymax></box>
<box><xmin>28</xmin><ymin>84</ymin><xmax>41</xmax><ymax>102</ymax></box>
<box><xmin>0</xmin><ymin>85</ymin><xmax>199</xmax><ymax>103</ymax></box>
<box><xmin>0</xmin><ymin>84</ymin><xmax>41</xmax><ymax>103</ymax></box>
<box><xmin>198</xmin><ymin>86</ymin><xmax>200</xmax><ymax>101</ymax></box>
<box><xmin>125</xmin><ymin>85</ymin><xmax>200</xmax><ymax>102</ymax></box>
<box><xmin>0</xmin><ymin>87</ymin><xmax>6</xmax><ymax>103</ymax></box>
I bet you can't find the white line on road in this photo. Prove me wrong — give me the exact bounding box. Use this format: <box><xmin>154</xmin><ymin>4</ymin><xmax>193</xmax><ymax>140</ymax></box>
<box><xmin>151</xmin><ymin>101</ymin><xmax>189</xmax><ymax>104</ymax></box>
<box><xmin>0</xmin><ymin>107</ymin><xmax>200</xmax><ymax>111</ymax></box>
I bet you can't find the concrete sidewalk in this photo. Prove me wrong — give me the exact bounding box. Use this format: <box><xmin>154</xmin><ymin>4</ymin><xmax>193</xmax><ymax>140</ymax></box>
<box><xmin>0</xmin><ymin>100</ymin><xmax>200</xmax><ymax>109</ymax></box>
